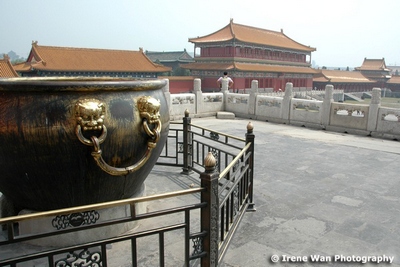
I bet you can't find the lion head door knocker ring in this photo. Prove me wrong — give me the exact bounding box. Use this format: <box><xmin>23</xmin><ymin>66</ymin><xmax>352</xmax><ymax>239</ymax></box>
<box><xmin>75</xmin><ymin>97</ymin><xmax>162</xmax><ymax>176</ymax></box>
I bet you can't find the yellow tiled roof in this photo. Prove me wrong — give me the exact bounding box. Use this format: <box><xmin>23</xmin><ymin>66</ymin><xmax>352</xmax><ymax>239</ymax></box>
<box><xmin>189</xmin><ymin>19</ymin><xmax>316</xmax><ymax>52</ymax></box>
<box><xmin>355</xmin><ymin>58</ymin><xmax>389</xmax><ymax>71</ymax></box>
<box><xmin>0</xmin><ymin>58</ymin><xmax>19</xmax><ymax>77</ymax></box>
<box><xmin>387</xmin><ymin>75</ymin><xmax>400</xmax><ymax>84</ymax></box>
<box><xmin>182</xmin><ymin>62</ymin><xmax>316</xmax><ymax>74</ymax></box>
<box><xmin>314</xmin><ymin>69</ymin><xmax>374</xmax><ymax>83</ymax></box>
<box><xmin>14</xmin><ymin>43</ymin><xmax>171</xmax><ymax>73</ymax></box>
<box><xmin>235</xmin><ymin>63</ymin><xmax>316</xmax><ymax>74</ymax></box>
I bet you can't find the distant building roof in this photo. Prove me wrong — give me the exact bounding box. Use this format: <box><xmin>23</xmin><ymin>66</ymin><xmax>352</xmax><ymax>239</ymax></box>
<box><xmin>145</xmin><ymin>50</ymin><xmax>194</xmax><ymax>63</ymax></box>
<box><xmin>0</xmin><ymin>55</ymin><xmax>19</xmax><ymax>77</ymax></box>
<box><xmin>387</xmin><ymin>75</ymin><xmax>400</xmax><ymax>84</ymax></box>
<box><xmin>14</xmin><ymin>42</ymin><xmax>171</xmax><ymax>74</ymax></box>
<box><xmin>313</xmin><ymin>69</ymin><xmax>374</xmax><ymax>83</ymax></box>
<box><xmin>189</xmin><ymin>19</ymin><xmax>316</xmax><ymax>52</ymax></box>
<box><xmin>354</xmin><ymin>58</ymin><xmax>391</xmax><ymax>81</ymax></box>
<box><xmin>354</xmin><ymin>58</ymin><xmax>390</xmax><ymax>71</ymax></box>
<box><xmin>182</xmin><ymin>62</ymin><xmax>316</xmax><ymax>74</ymax></box>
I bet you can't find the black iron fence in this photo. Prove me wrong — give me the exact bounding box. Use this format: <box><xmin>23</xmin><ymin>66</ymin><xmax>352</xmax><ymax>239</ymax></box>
<box><xmin>0</xmin><ymin>112</ymin><xmax>255</xmax><ymax>267</ymax></box>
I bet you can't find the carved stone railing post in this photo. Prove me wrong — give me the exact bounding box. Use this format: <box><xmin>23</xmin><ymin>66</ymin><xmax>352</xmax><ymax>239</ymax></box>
<box><xmin>248</xmin><ymin>80</ymin><xmax>258</xmax><ymax>116</ymax></box>
<box><xmin>281</xmin><ymin>82</ymin><xmax>293</xmax><ymax>123</ymax></box>
<box><xmin>162</xmin><ymin>78</ymin><xmax>172</xmax><ymax>118</ymax></box>
<box><xmin>200</xmin><ymin>152</ymin><xmax>220</xmax><ymax>267</ymax></box>
<box><xmin>367</xmin><ymin>87</ymin><xmax>381</xmax><ymax>132</ymax></box>
<box><xmin>245</xmin><ymin>122</ymin><xmax>256</xmax><ymax>211</ymax></box>
<box><xmin>194</xmin><ymin>78</ymin><xmax>202</xmax><ymax>115</ymax></box>
<box><xmin>321</xmin><ymin>84</ymin><xmax>334</xmax><ymax>128</ymax></box>
<box><xmin>181</xmin><ymin>109</ymin><xmax>192</xmax><ymax>175</ymax></box>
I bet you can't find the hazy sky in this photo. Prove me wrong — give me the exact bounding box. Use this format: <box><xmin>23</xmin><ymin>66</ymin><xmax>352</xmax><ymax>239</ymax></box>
<box><xmin>1</xmin><ymin>0</ymin><xmax>399</xmax><ymax>68</ymax></box>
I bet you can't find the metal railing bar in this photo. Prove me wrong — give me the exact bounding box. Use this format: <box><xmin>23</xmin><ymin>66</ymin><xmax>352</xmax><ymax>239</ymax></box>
<box><xmin>219</xmin><ymin>167</ymin><xmax>250</xmax><ymax>205</ymax></box>
<box><xmin>192</xmin><ymin>140</ymin><xmax>238</xmax><ymax>158</ymax></box>
<box><xmin>47</xmin><ymin>254</ymin><xmax>54</xmax><ymax>267</ymax></box>
<box><xmin>0</xmin><ymin>202</ymin><xmax>206</xmax><ymax>246</ymax></box>
<box><xmin>159</xmin><ymin>232</ymin><xmax>165</xmax><ymax>267</ymax></box>
<box><xmin>169</xmin><ymin>121</ymin><xmax>183</xmax><ymax>125</ymax></box>
<box><xmin>0</xmin><ymin>188</ymin><xmax>204</xmax><ymax>225</ymax></box>
<box><xmin>101</xmin><ymin>243</ymin><xmax>108</xmax><ymax>267</ymax></box>
<box><xmin>155</xmin><ymin>162</ymin><xmax>184</xmax><ymax>167</ymax></box>
<box><xmin>132</xmin><ymin>237</ymin><xmax>137</xmax><ymax>267</ymax></box>
<box><xmin>0</xmin><ymin>223</ymin><xmax>188</xmax><ymax>265</ymax></box>
<box><xmin>191</xmin><ymin>133</ymin><xmax>243</xmax><ymax>151</ymax></box>
<box><xmin>189</xmin><ymin>123</ymin><xmax>246</xmax><ymax>142</ymax></box>
<box><xmin>185</xmin><ymin>210</ymin><xmax>190</xmax><ymax>266</ymax></box>
<box><xmin>220</xmin><ymin>206</ymin><xmax>225</xmax><ymax>242</ymax></box>
<box><xmin>218</xmin><ymin>202</ymin><xmax>249</xmax><ymax>264</ymax></box>
<box><xmin>134</xmin><ymin>202</ymin><xmax>206</xmax><ymax>220</ymax></box>
<box><xmin>219</xmin><ymin>143</ymin><xmax>252</xmax><ymax>179</ymax></box>
<box><xmin>226</xmin><ymin>198</ymin><xmax>231</xmax><ymax>235</ymax></box>
<box><xmin>219</xmin><ymin>178</ymin><xmax>233</xmax><ymax>193</ymax></box>
<box><xmin>230</xmin><ymin>195</ymin><xmax>234</xmax><ymax>226</ymax></box>
<box><xmin>157</xmin><ymin>155</ymin><xmax>181</xmax><ymax>160</ymax></box>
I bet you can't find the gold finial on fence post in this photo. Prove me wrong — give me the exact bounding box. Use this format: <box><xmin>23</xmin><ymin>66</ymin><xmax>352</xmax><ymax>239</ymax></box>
<box><xmin>204</xmin><ymin>152</ymin><xmax>216</xmax><ymax>172</ymax></box>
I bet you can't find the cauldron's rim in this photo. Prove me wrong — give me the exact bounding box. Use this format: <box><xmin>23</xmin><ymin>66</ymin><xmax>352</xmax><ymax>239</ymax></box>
<box><xmin>0</xmin><ymin>77</ymin><xmax>167</xmax><ymax>92</ymax></box>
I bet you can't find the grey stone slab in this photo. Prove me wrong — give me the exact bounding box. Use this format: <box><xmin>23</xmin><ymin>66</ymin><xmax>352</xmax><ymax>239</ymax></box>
<box><xmin>304</xmin><ymin>202</ymin><xmax>357</xmax><ymax>224</ymax></box>
<box><xmin>217</xmin><ymin>111</ymin><xmax>235</xmax><ymax>119</ymax></box>
<box><xmin>335</xmin><ymin>218</ymin><xmax>389</xmax><ymax>245</ymax></box>
<box><xmin>219</xmin><ymin>241</ymin><xmax>278</xmax><ymax>267</ymax></box>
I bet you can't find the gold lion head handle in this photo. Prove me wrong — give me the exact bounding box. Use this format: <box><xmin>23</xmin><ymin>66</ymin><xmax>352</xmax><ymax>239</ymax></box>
<box><xmin>75</xmin><ymin>96</ymin><xmax>162</xmax><ymax>176</ymax></box>
<box><xmin>137</xmin><ymin>96</ymin><xmax>161</xmax><ymax>144</ymax></box>
<box><xmin>75</xmin><ymin>99</ymin><xmax>107</xmax><ymax>145</ymax></box>
<box><xmin>138</xmin><ymin>96</ymin><xmax>161</xmax><ymax>123</ymax></box>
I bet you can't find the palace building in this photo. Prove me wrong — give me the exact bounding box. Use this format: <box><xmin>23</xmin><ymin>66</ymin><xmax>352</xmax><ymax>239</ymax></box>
<box><xmin>182</xmin><ymin>19</ymin><xmax>317</xmax><ymax>91</ymax></box>
<box><xmin>145</xmin><ymin>49</ymin><xmax>194</xmax><ymax>74</ymax></box>
<box><xmin>14</xmin><ymin>41</ymin><xmax>171</xmax><ymax>78</ymax></box>
<box><xmin>313</xmin><ymin>69</ymin><xmax>375</xmax><ymax>91</ymax></box>
<box><xmin>354</xmin><ymin>58</ymin><xmax>392</xmax><ymax>89</ymax></box>
<box><xmin>313</xmin><ymin>58</ymin><xmax>400</xmax><ymax>92</ymax></box>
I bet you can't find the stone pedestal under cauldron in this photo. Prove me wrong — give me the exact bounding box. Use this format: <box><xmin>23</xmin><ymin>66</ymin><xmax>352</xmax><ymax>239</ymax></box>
<box><xmin>0</xmin><ymin>77</ymin><xmax>169</xmax><ymax>246</ymax></box>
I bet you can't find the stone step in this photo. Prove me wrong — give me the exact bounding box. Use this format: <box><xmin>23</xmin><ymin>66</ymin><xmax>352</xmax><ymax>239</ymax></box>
<box><xmin>217</xmin><ymin>111</ymin><xmax>235</xmax><ymax>119</ymax></box>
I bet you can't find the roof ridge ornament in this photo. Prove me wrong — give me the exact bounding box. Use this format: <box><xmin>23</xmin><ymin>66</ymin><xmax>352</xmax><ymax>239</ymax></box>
<box><xmin>230</xmin><ymin>18</ymin><xmax>236</xmax><ymax>38</ymax></box>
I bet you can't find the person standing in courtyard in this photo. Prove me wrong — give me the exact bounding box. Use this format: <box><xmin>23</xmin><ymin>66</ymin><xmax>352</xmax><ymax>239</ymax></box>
<box><xmin>217</xmin><ymin>71</ymin><xmax>234</xmax><ymax>90</ymax></box>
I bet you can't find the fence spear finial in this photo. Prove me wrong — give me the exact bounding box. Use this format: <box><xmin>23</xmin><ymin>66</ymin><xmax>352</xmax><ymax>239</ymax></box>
<box><xmin>204</xmin><ymin>152</ymin><xmax>216</xmax><ymax>172</ymax></box>
<box><xmin>247</xmin><ymin>121</ymin><xmax>254</xmax><ymax>133</ymax></box>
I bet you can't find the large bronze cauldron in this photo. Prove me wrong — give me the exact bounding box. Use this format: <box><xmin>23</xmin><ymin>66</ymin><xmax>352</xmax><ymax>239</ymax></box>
<box><xmin>0</xmin><ymin>77</ymin><xmax>169</xmax><ymax>211</ymax></box>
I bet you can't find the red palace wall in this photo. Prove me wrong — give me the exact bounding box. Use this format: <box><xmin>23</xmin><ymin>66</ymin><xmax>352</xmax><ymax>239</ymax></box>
<box><xmin>160</xmin><ymin>76</ymin><xmax>195</xmax><ymax>93</ymax></box>
<box><xmin>163</xmin><ymin>76</ymin><xmax>313</xmax><ymax>93</ymax></box>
